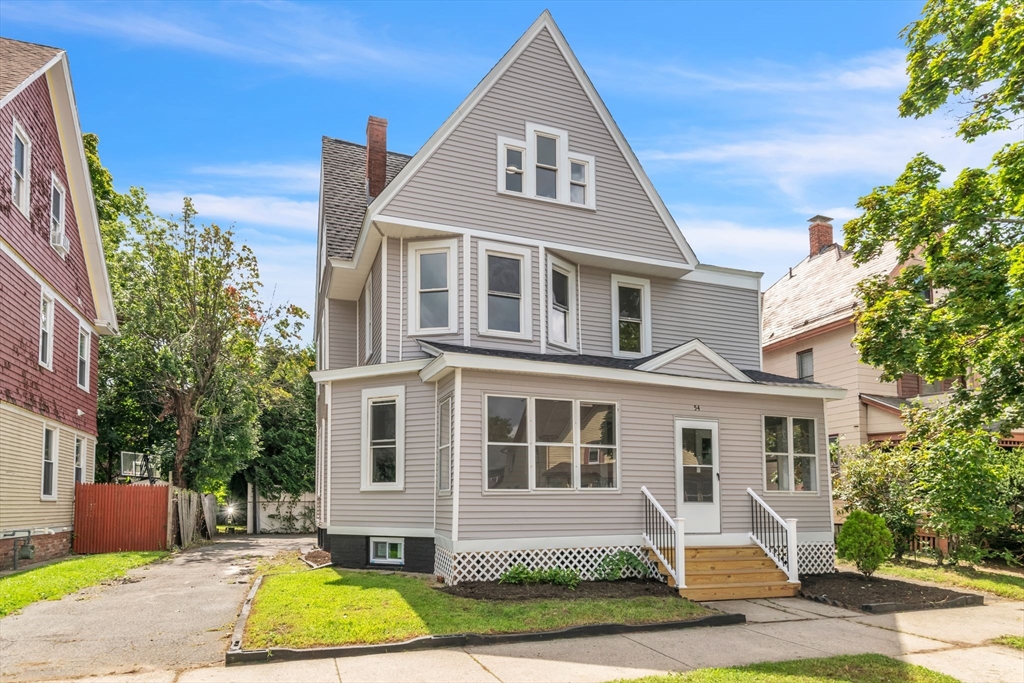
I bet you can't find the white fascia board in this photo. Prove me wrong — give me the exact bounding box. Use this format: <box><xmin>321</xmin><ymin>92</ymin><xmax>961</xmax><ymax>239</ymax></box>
<box><xmin>685</xmin><ymin>264</ymin><xmax>762</xmax><ymax>291</ymax></box>
<box><xmin>359</xmin><ymin>10</ymin><xmax>698</xmax><ymax>267</ymax></box>
<box><xmin>420</xmin><ymin>351</ymin><xmax>847</xmax><ymax>400</ymax></box>
<box><xmin>310</xmin><ymin>359</ymin><xmax>430</xmax><ymax>384</ymax></box>
<box><xmin>636</xmin><ymin>339</ymin><xmax>753</xmax><ymax>383</ymax></box>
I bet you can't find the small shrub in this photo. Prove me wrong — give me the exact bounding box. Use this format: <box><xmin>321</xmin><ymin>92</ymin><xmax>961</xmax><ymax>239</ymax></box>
<box><xmin>837</xmin><ymin>510</ymin><xmax>894</xmax><ymax>577</ymax></box>
<box><xmin>498</xmin><ymin>565</ymin><xmax>581</xmax><ymax>589</ymax></box>
<box><xmin>499</xmin><ymin>564</ymin><xmax>537</xmax><ymax>585</ymax></box>
<box><xmin>595</xmin><ymin>551</ymin><xmax>649</xmax><ymax>581</ymax></box>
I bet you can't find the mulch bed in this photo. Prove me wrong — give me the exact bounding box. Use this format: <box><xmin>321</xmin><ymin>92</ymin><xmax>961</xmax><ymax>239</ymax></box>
<box><xmin>440</xmin><ymin>578</ymin><xmax>678</xmax><ymax>601</ymax></box>
<box><xmin>801</xmin><ymin>571</ymin><xmax>983</xmax><ymax>613</ymax></box>
<box><xmin>302</xmin><ymin>549</ymin><xmax>332</xmax><ymax>567</ymax></box>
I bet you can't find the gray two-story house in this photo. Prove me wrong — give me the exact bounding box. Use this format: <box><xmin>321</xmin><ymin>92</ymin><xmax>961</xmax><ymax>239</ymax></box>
<box><xmin>312</xmin><ymin>12</ymin><xmax>844</xmax><ymax>600</ymax></box>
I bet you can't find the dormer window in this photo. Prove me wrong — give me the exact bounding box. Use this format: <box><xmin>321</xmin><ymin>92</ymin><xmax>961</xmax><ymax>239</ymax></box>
<box><xmin>497</xmin><ymin>123</ymin><xmax>596</xmax><ymax>209</ymax></box>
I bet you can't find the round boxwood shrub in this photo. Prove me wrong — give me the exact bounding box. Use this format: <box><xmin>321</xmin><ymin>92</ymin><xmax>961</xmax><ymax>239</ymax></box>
<box><xmin>837</xmin><ymin>509</ymin><xmax>895</xmax><ymax>577</ymax></box>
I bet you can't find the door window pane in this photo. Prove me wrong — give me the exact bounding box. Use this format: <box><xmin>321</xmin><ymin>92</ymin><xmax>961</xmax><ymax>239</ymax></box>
<box><xmin>681</xmin><ymin>428</ymin><xmax>714</xmax><ymax>466</ymax></box>
<box><xmin>764</xmin><ymin>416</ymin><xmax>788</xmax><ymax>453</ymax></box>
<box><xmin>793</xmin><ymin>418</ymin><xmax>816</xmax><ymax>454</ymax></box>
<box><xmin>682</xmin><ymin>427</ymin><xmax>714</xmax><ymax>502</ymax></box>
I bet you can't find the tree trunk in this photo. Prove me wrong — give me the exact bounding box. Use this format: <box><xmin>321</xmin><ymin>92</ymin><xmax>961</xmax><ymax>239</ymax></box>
<box><xmin>174</xmin><ymin>409</ymin><xmax>197</xmax><ymax>490</ymax></box>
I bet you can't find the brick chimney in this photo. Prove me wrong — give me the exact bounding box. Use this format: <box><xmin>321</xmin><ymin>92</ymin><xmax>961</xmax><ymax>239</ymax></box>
<box><xmin>808</xmin><ymin>215</ymin><xmax>834</xmax><ymax>256</ymax></box>
<box><xmin>366</xmin><ymin>116</ymin><xmax>388</xmax><ymax>200</ymax></box>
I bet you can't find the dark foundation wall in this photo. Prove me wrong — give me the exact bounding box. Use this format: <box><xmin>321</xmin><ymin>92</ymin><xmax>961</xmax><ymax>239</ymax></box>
<box><xmin>327</xmin><ymin>534</ymin><xmax>435</xmax><ymax>574</ymax></box>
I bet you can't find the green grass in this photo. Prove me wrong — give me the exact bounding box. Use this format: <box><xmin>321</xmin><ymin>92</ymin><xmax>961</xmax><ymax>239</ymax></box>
<box><xmin>837</xmin><ymin>559</ymin><xmax>1024</xmax><ymax>601</ymax></box>
<box><xmin>993</xmin><ymin>635</ymin><xmax>1024</xmax><ymax>651</ymax></box>
<box><xmin>0</xmin><ymin>551</ymin><xmax>168</xmax><ymax>617</ymax></box>
<box><xmin>612</xmin><ymin>654</ymin><xmax>956</xmax><ymax>683</ymax></box>
<box><xmin>244</xmin><ymin>566</ymin><xmax>710</xmax><ymax>649</ymax></box>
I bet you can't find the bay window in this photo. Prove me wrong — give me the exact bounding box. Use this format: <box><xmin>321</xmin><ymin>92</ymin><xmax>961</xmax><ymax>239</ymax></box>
<box><xmin>548</xmin><ymin>255</ymin><xmax>577</xmax><ymax>349</ymax></box>
<box><xmin>361</xmin><ymin>386</ymin><xmax>405</xmax><ymax>490</ymax></box>
<box><xmin>764</xmin><ymin>415</ymin><xmax>817</xmax><ymax>492</ymax></box>
<box><xmin>486</xmin><ymin>395</ymin><xmax>619</xmax><ymax>492</ymax></box>
<box><xmin>479</xmin><ymin>241</ymin><xmax>531</xmax><ymax>339</ymax></box>
<box><xmin>407</xmin><ymin>239</ymin><xmax>458</xmax><ymax>335</ymax></box>
<box><xmin>611</xmin><ymin>274</ymin><xmax>651</xmax><ymax>357</ymax></box>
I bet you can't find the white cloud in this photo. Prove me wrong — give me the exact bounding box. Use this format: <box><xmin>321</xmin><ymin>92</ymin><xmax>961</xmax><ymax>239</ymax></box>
<box><xmin>148</xmin><ymin>191</ymin><xmax>317</xmax><ymax>231</ymax></box>
<box><xmin>677</xmin><ymin>218</ymin><xmax>807</xmax><ymax>255</ymax></box>
<box><xmin>193</xmin><ymin>162</ymin><xmax>321</xmax><ymax>195</ymax></box>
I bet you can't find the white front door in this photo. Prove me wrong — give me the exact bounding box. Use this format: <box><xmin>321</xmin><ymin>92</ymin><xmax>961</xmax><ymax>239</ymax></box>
<box><xmin>675</xmin><ymin>418</ymin><xmax>721</xmax><ymax>534</ymax></box>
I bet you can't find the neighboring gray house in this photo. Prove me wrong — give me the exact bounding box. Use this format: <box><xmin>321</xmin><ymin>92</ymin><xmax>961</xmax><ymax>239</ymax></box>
<box><xmin>313</xmin><ymin>12</ymin><xmax>844</xmax><ymax>600</ymax></box>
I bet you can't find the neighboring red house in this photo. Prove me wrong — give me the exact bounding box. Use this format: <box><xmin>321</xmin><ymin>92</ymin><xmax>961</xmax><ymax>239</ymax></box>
<box><xmin>0</xmin><ymin>37</ymin><xmax>117</xmax><ymax>568</ymax></box>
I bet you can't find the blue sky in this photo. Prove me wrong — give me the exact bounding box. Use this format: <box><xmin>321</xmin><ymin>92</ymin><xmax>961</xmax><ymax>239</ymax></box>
<box><xmin>2</xmin><ymin>1</ymin><xmax>1012</xmax><ymax>339</ymax></box>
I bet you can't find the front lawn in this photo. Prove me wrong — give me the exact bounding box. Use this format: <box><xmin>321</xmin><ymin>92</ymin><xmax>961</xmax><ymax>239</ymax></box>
<box><xmin>244</xmin><ymin>566</ymin><xmax>710</xmax><ymax>649</ymax></box>
<box><xmin>837</xmin><ymin>559</ymin><xmax>1024</xmax><ymax>601</ymax></box>
<box><xmin>613</xmin><ymin>653</ymin><xmax>956</xmax><ymax>683</ymax></box>
<box><xmin>994</xmin><ymin>635</ymin><xmax>1024</xmax><ymax>651</ymax></box>
<box><xmin>0</xmin><ymin>551</ymin><xmax>168</xmax><ymax>617</ymax></box>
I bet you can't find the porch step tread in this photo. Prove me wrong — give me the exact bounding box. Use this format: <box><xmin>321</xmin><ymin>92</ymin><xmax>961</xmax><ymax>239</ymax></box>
<box><xmin>687</xmin><ymin>559</ymin><xmax>779</xmax><ymax>570</ymax></box>
<box><xmin>679</xmin><ymin>581</ymin><xmax>800</xmax><ymax>601</ymax></box>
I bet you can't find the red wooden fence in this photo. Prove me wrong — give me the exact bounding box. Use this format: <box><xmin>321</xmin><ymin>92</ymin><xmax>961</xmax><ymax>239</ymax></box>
<box><xmin>74</xmin><ymin>483</ymin><xmax>169</xmax><ymax>554</ymax></box>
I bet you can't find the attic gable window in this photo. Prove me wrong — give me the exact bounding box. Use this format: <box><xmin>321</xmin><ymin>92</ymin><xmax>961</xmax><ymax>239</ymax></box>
<box><xmin>497</xmin><ymin>124</ymin><xmax>596</xmax><ymax>209</ymax></box>
<box><xmin>11</xmin><ymin>119</ymin><xmax>31</xmax><ymax>217</ymax></box>
<box><xmin>50</xmin><ymin>173</ymin><xmax>69</xmax><ymax>257</ymax></box>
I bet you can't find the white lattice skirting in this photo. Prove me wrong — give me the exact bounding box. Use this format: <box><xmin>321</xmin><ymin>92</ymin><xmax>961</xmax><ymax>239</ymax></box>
<box><xmin>798</xmin><ymin>542</ymin><xmax>836</xmax><ymax>574</ymax></box>
<box><xmin>434</xmin><ymin>545</ymin><xmax>658</xmax><ymax>585</ymax></box>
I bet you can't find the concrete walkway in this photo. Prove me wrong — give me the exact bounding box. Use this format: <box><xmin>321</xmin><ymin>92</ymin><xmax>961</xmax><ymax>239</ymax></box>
<box><xmin>0</xmin><ymin>535</ymin><xmax>311</xmax><ymax>682</ymax></box>
<box><xmin>56</xmin><ymin>596</ymin><xmax>1024</xmax><ymax>683</ymax></box>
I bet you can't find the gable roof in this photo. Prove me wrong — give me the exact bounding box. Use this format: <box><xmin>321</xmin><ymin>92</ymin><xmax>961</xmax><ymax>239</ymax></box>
<box><xmin>0</xmin><ymin>37</ymin><xmax>62</xmax><ymax>101</ymax></box>
<box><xmin>1</xmin><ymin>37</ymin><xmax>117</xmax><ymax>334</ymax></box>
<box><xmin>762</xmin><ymin>242</ymin><xmax>902</xmax><ymax>349</ymax></box>
<box><xmin>356</xmin><ymin>10</ymin><xmax>698</xmax><ymax>266</ymax></box>
<box><xmin>321</xmin><ymin>136</ymin><xmax>411</xmax><ymax>259</ymax></box>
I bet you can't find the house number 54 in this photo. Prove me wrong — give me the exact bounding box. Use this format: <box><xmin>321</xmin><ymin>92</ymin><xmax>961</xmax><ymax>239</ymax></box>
<box><xmin>693</xmin><ymin>405</ymin><xmax>701</xmax><ymax>411</ymax></box>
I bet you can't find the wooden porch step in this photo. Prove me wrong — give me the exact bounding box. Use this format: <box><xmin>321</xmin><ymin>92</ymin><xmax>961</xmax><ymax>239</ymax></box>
<box><xmin>685</xmin><ymin>568</ymin><xmax>789</xmax><ymax>585</ymax></box>
<box><xmin>679</xmin><ymin>580</ymin><xmax>800</xmax><ymax>601</ymax></box>
<box><xmin>687</xmin><ymin>558</ymin><xmax>779</xmax><ymax>571</ymax></box>
<box><xmin>685</xmin><ymin>545</ymin><xmax>765</xmax><ymax>559</ymax></box>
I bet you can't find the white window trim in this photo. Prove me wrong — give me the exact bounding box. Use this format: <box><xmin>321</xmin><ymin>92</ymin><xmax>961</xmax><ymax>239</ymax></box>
<box><xmin>40</xmin><ymin>425</ymin><xmax>58</xmax><ymax>501</ymax></box>
<box><xmin>11</xmin><ymin>118</ymin><xmax>31</xmax><ymax>218</ymax></box>
<box><xmin>495</xmin><ymin>124</ymin><xmax>596</xmax><ymax>210</ymax></box>
<box><xmin>369</xmin><ymin>536</ymin><xmax>405</xmax><ymax>565</ymax></box>
<box><xmin>437</xmin><ymin>394</ymin><xmax>453</xmax><ymax>494</ymax></box>
<box><xmin>483</xmin><ymin>394</ymin><xmax>621</xmax><ymax>494</ymax></box>
<box><xmin>77</xmin><ymin>326</ymin><xmax>90</xmax><ymax>391</ymax></box>
<box><xmin>761</xmin><ymin>415</ymin><xmax>820</xmax><ymax>496</ymax></box>
<box><xmin>478</xmin><ymin>240</ymin><xmax>533</xmax><ymax>340</ymax></box>
<box><xmin>407</xmin><ymin>238</ymin><xmax>459</xmax><ymax>336</ymax></box>
<box><xmin>49</xmin><ymin>172</ymin><xmax>69</xmax><ymax>258</ymax></box>
<box><xmin>364</xmin><ymin>276</ymin><xmax>373</xmax><ymax>360</ymax></box>
<box><xmin>74</xmin><ymin>436</ymin><xmax>84</xmax><ymax>484</ymax></box>
<box><xmin>360</xmin><ymin>385</ymin><xmax>406</xmax><ymax>491</ymax></box>
<box><xmin>39</xmin><ymin>290</ymin><xmax>54</xmax><ymax>370</ymax></box>
<box><xmin>547</xmin><ymin>253</ymin><xmax>577</xmax><ymax>351</ymax></box>
<box><xmin>611</xmin><ymin>274</ymin><xmax>652</xmax><ymax>357</ymax></box>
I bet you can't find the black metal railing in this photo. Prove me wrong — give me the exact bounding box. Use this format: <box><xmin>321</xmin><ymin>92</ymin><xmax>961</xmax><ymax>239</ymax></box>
<box><xmin>643</xmin><ymin>489</ymin><xmax>676</xmax><ymax>575</ymax></box>
<box><xmin>750</xmin><ymin>494</ymin><xmax>789</xmax><ymax>569</ymax></box>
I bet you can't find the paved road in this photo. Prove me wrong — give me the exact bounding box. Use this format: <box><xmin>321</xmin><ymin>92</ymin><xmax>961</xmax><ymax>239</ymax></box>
<box><xmin>0</xmin><ymin>535</ymin><xmax>312</xmax><ymax>682</ymax></box>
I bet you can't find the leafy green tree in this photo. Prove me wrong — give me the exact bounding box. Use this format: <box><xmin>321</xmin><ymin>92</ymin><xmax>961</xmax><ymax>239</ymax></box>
<box><xmin>843</xmin><ymin>0</ymin><xmax>1023</xmax><ymax>434</ymax></box>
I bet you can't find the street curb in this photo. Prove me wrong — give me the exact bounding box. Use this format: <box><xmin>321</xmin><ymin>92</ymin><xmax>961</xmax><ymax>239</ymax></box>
<box><xmin>226</xmin><ymin>611</ymin><xmax>745</xmax><ymax>665</ymax></box>
<box><xmin>229</xmin><ymin>575</ymin><xmax>262</xmax><ymax>653</ymax></box>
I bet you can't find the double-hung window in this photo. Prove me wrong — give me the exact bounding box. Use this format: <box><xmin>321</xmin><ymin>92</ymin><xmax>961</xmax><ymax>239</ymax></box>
<box><xmin>548</xmin><ymin>255</ymin><xmax>577</xmax><ymax>349</ymax></box>
<box><xmin>611</xmin><ymin>275</ymin><xmax>651</xmax><ymax>357</ymax></box>
<box><xmin>41</xmin><ymin>427</ymin><xmax>57</xmax><ymax>500</ymax></box>
<box><xmin>437</xmin><ymin>394</ymin><xmax>453</xmax><ymax>493</ymax></box>
<box><xmin>408</xmin><ymin>239</ymin><xmax>458</xmax><ymax>335</ymax></box>
<box><xmin>497</xmin><ymin>124</ymin><xmax>596</xmax><ymax>208</ymax></box>
<box><xmin>78</xmin><ymin>326</ymin><xmax>91</xmax><ymax>390</ymax></box>
<box><xmin>74</xmin><ymin>437</ymin><xmax>84</xmax><ymax>484</ymax></box>
<box><xmin>479</xmin><ymin>241</ymin><xmax>531</xmax><ymax>339</ymax></box>
<box><xmin>486</xmin><ymin>395</ymin><xmax>619</xmax><ymax>492</ymax></box>
<box><xmin>764</xmin><ymin>416</ymin><xmax>817</xmax><ymax>492</ymax></box>
<box><xmin>11</xmin><ymin>120</ymin><xmax>30</xmax><ymax>216</ymax></box>
<box><xmin>796</xmin><ymin>350</ymin><xmax>814</xmax><ymax>381</ymax></box>
<box><xmin>361</xmin><ymin>386</ymin><xmax>405</xmax><ymax>490</ymax></box>
<box><xmin>50</xmin><ymin>174</ymin><xmax>69</xmax><ymax>256</ymax></box>
<box><xmin>39</xmin><ymin>292</ymin><xmax>54</xmax><ymax>369</ymax></box>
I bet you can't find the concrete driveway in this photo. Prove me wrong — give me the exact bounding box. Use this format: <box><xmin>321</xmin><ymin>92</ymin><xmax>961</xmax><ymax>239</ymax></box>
<box><xmin>0</xmin><ymin>535</ymin><xmax>312</xmax><ymax>682</ymax></box>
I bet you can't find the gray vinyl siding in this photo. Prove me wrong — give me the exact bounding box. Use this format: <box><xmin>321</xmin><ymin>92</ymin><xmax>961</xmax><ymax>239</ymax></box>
<box><xmin>435</xmin><ymin>373</ymin><xmax>456</xmax><ymax>537</ymax></box>
<box><xmin>457</xmin><ymin>370</ymin><xmax>831</xmax><ymax>541</ymax></box>
<box><xmin>329</xmin><ymin>374</ymin><xmax>435</xmax><ymax>529</ymax></box>
<box><xmin>579</xmin><ymin>266</ymin><xmax>761</xmax><ymax>370</ymax></box>
<box><xmin>654</xmin><ymin>353</ymin><xmax>735</xmax><ymax>380</ymax></box>
<box><xmin>393</xmin><ymin>237</ymin><xmax>465</xmax><ymax>362</ymax></box>
<box><xmin>328</xmin><ymin>299</ymin><xmax>357</xmax><ymax>369</ymax></box>
<box><xmin>380</xmin><ymin>27</ymin><xmax>688</xmax><ymax>263</ymax></box>
<box><xmin>368</xmin><ymin>249</ymin><xmax>383</xmax><ymax>364</ymax></box>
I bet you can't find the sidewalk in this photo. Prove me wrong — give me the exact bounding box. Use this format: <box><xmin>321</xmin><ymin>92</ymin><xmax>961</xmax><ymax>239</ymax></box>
<box><xmin>72</xmin><ymin>597</ymin><xmax>1023</xmax><ymax>683</ymax></box>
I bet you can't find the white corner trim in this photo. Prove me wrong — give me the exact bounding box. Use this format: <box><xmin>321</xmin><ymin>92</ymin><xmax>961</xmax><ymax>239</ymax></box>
<box><xmin>636</xmin><ymin>339</ymin><xmax>753</xmax><ymax>383</ymax></box>
<box><xmin>380</xmin><ymin>237</ymin><xmax>388</xmax><ymax>363</ymax></box>
<box><xmin>610</xmin><ymin>274</ymin><xmax>651</xmax><ymax>357</ymax></box>
<box><xmin>452</xmin><ymin>368</ymin><xmax>463</xmax><ymax>543</ymax></box>
<box><xmin>310</xmin><ymin>359</ymin><xmax>429</xmax><ymax>384</ymax></box>
<box><xmin>477</xmin><ymin>239</ymin><xmax>533</xmax><ymax>340</ymax></box>
<box><xmin>539</xmin><ymin>245</ymin><xmax>547</xmax><ymax>354</ymax></box>
<box><xmin>419</xmin><ymin>351</ymin><xmax>847</xmax><ymax>399</ymax></box>
<box><xmin>462</xmin><ymin>234</ymin><xmax>471</xmax><ymax>347</ymax></box>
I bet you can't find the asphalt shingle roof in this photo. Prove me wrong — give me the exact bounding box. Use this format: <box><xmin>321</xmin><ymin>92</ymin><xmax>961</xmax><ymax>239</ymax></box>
<box><xmin>422</xmin><ymin>341</ymin><xmax>837</xmax><ymax>389</ymax></box>
<box><xmin>321</xmin><ymin>136</ymin><xmax>411</xmax><ymax>259</ymax></box>
<box><xmin>0</xmin><ymin>37</ymin><xmax>62</xmax><ymax>100</ymax></box>
<box><xmin>762</xmin><ymin>242</ymin><xmax>903</xmax><ymax>347</ymax></box>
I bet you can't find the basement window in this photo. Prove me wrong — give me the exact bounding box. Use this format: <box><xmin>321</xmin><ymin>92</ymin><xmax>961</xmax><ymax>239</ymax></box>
<box><xmin>369</xmin><ymin>537</ymin><xmax>404</xmax><ymax>565</ymax></box>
